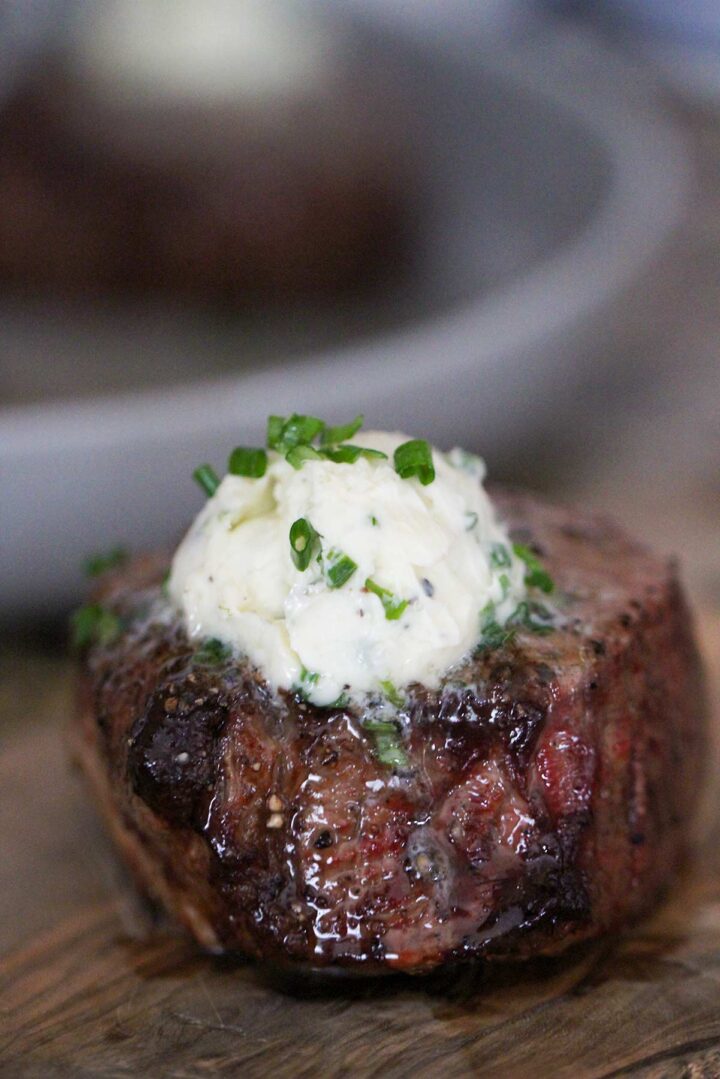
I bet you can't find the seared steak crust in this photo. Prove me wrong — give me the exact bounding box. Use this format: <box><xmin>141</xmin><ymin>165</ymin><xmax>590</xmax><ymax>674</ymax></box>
<box><xmin>71</xmin><ymin>492</ymin><xmax>706</xmax><ymax>974</ymax></box>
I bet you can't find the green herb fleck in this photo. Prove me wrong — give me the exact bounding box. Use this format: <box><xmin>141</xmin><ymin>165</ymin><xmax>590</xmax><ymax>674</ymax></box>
<box><xmin>365</xmin><ymin>577</ymin><xmax>409</xmax><ymax>621</ymax></box>
<box><xmin>299</xmin><ymin>666</ymin><xmax>320</xmax><ymax>692</ymax></box>
<box><xmin>293</xmin><ymin>667</ymin><xmax>321</xmax><ymax>701</ymax></box>
<box><xmin>379</xmin><ymin>679</ymin><xmax>404</xmax><ymax>709</ymax></box>
<box><xmin>83</xmin><ymin>545</ymin><xmax>128</xmax><ymax>578</ymax></box>
<box><xmin>161</xmin><ymin>569</ymin><xmax>171</xmax><ymax>597</ymax></box>
<box><xmin>289</xmin><ymin>517</ymin><xmax>321</xmax><ymax>571</ymax></box>
<box><xmin>490</xmin><ymin>543</ymin><xmax>511</xmax><ymax>569</ymax></box>
<box><xmin>465</xmin><ymin>512</ymin><xmax>479</xmax><ymax>531</ymax></box>
<box><xmin>70</xmin><ymin>604</ymin><xmax>121</xmax><ymax>650</ymax></box>
<box><xmin>363</xmin><ymin>717</ymin><xmax>408</xmax><ymax>769</ymax></box>
<box><xmin>477</xmin><ymin>601</ymin><xmax>516</xmax><ymax>653</ymax></box>
<box><xmin>194</xmin><ymin>637</ymin><xmax>232</xmax><ymax>666</ymax></box>
<box><xmin>320</xmin><ymin>414</ymin><xmax>364</xmax><ymax>445</ymax></box>
<box><xmin>325</xmin><ymin>550</ymin><xmax>358</xmax><ymax>589</ymax></box>
<box><xmin>393</xmin><ymin>439</ymin><xmax>435</xmax><ymax>485</ymax></box>
<box><xmin>512</xmin><ymin>542</ymin><xmax>554</xmax><ymax>594</ymax></box>
<box><xmin>370</xmin><ymin>515</ymin><xmax>379</xmax><ymax>527</ymax></box>
<box><xmin>508</xmin><ymin>600</ymin><xmax>555</xmax><ymax>635</ymax></box>
<box><xmin>228</xmin><ymin>446</ymin><xmax>267</xmax><ymax>478</ymax></box>
<box><xmin>193</xmin><ymin>463</ymin><xmax>220</xmax><ymax>498</ymax></box>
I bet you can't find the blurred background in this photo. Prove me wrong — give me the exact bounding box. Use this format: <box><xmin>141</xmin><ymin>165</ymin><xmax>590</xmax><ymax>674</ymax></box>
<box><xmin>1</xmin><ymin>0</ymin><xmax>718</xmax><ymax>644</ymax></box>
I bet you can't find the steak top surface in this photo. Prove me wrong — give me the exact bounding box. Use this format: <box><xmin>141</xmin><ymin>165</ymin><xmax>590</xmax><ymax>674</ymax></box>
<box><xmin>73</xmin><ymin>491</ymin><xmax>706</xmax><ymax>973</ymax></box>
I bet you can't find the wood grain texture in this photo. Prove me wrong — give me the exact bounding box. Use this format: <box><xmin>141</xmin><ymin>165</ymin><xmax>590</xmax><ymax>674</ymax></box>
<box><xmin>0</xmin><ymin>612</ymin><xmax>718</xmax><ymax>1079</ymax></box>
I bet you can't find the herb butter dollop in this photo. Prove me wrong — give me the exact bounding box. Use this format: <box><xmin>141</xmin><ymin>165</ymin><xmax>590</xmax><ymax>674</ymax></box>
<box><xmin>169</xmin><ymin>431</ymin><xmax>526</xmax><ymax>706</ymax></box>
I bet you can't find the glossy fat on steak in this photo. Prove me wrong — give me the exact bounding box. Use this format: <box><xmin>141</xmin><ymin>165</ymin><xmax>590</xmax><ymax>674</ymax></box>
<box><xmin>71</xmin><ymin>492</ymin><xmax>707</xmax><ymax>974</ymax></box>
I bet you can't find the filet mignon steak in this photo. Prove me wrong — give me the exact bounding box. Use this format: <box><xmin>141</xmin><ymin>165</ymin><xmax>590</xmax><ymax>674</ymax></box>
<box><xmin>71</xmin><ymin>492</ymin><xmax>706</xmax><ymax>974</ymax></box>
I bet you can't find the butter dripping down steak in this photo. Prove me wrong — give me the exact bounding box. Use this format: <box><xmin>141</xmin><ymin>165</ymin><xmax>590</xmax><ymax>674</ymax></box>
<box><xmin>71</xmin><ymin>492</ymin><xmax>706</xmax><ymax>974</ymax></box>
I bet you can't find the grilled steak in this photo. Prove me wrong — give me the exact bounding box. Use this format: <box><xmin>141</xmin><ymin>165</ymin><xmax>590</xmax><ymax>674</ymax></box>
<box><xmin>71</xmin><ymin>492</ymin><xmax>706</xmax><ymax>974</ymax></box>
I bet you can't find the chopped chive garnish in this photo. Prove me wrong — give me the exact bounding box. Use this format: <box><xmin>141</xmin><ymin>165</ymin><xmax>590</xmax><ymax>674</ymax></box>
<box><xmin>286</xmin><ymin>444</ymin><xmax>323</xmax><ymax>470</ymax></box>
<box><xmin>320</xmin><ymin>414</ymin><xmax>364</xmax><ymax>445</ymax></box>
<box><xmin>380</xmin><ymin>679</ymin><xmax>404</xmax><ymax>709</ymax></box>
<box><xmin>319</xmin><ymin>445</ymin><xmax>388</xmax><ymax>465</ymax></box>
<box><xmin>228</xmin><ymin>446</ymin><xmax>267</xmax><ymax>478</ymax></box>
<box><xmin>357</xmin><ymin>447</ymin><xmax>388</xmax><ymax>460</ymax></box>
<box><xmin>266</xmin><ymin>415</ymin><xmax>284</xmax><ymax>449</ymax></box>
<box><xmin>325</xmin><ymin>550</ymin><xmax>358</xmax><ymax>589</ymax></box>
<box><xmin>194</xmin><ymin>637</ymin><xmax>232</xmax><ymax>665</ymax></box>
<box><xmin>365</xmin><ymin>577</ymin><xmax>409</xmax><ymax>621</ymax></box>
<box><xmin>393</xmin><ymin>439</ymin><xmax>435</xmax><ymax>486</ymax></box>
<box><xmin>289</xmin><ymin>517</ymin><xmax>321</xmax><ymax>571</ymax></box>
<box><xmin>363</xmin><ymin>717</ymin><xmax>408</xmax><ymax>769</ymax></box>
<box><xmin>499</xmin><ymin>572</ymin><xmax>510</xmax><ymax>599</ymax></box>
<box><xmin>512</xmin><ymin>542</ymin><xmax>554</xmax><ymax>594</ymax></box>
<box><xmin>193</xmin><ymin>463</ymin><xmax>220</xmax><ymax>498</ymax></box>
<box><xmin>70</xmin><ymin>603</ymin><xmax>121</xmax><ymax>650</ymax></box>
<box><xmin>266</xmin><ymin>412</ymin><xmax>389</xmax><ymax>469</ymax></box>
<box><xmin>267</xmin><ymin>413</ymin><xmax>325</xmax><ymax>453</ymax></box>
<box><xmin>490</xmin><ymin>543</ymin><xmax>511</xmax><ymax>569</ymax></box>
<box><xmin>370</xmin><ymin>515</ymin><xmax>379</xmax><ymax>527</ymax></box>
<box><xmin>319</xmin><ymin>445</ymin><xmax>361</xmax><ymax>464</ymax></box>
<box><xmin>83</xmin><ymin>545</ymin><xmax>128</xmax><ymax>578</ymax></box>
<box><xmin>161</xmin><ymin>568</ymin><xmax>171</xmax><ymax>597</ymax></box>
<box><xmin>465</xmin><ymin>512</ymin><xmax>479</xmax><ymax>531</ymax></box>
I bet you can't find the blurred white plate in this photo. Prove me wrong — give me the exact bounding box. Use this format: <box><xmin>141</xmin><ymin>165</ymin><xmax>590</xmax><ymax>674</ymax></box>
<box><xmin>1</xmin><ymin>21</ymin><xmax>689</xmax><ymax>619</ymax></box>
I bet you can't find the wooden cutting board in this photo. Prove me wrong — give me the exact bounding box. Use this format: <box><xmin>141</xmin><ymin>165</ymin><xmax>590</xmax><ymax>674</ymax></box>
<box><xmin>1</xmin><ymin>613</ymin><xmax>719</xmax><ymax>1079</ymax></box>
